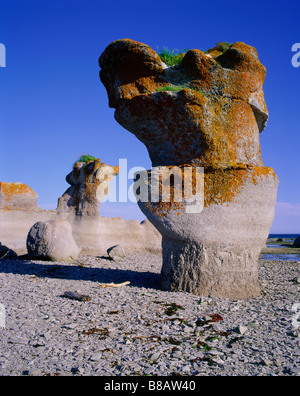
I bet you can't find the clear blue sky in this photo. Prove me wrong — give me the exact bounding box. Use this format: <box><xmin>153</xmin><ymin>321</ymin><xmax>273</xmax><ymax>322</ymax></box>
<box><xmin>0</xmin><ymin>0</ymin><xmax>299</xmax><ymax>233</ymax></box>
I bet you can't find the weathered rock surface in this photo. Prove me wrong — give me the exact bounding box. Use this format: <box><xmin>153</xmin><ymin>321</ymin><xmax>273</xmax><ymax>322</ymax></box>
<box><xmin>0</xmin><ymin>242</ymin><xmax>10</xmax><ymax>259</ymax></box>
<box><xmin>0</xmin><ymin>209</ymin><xmax>57</xmax><ymax>254</ymax></box>
<box><xmin>0</xmin><ymin>182</ymin><xmax>57</xmax><ymax>254</ymax></box>
<box><xmin>26</xmin><ymin>219</ymin><xmax>80</xmax><ymax>261</ymax></box>
<box><xmin>0</xmin><ymin>162</ymin><xmax>161</xmax><ymax>256</ymax></box>
<box><xmin>0</xmin><ymin>182</ymin><xmax>38</xmax><ymax>210</ymax></box>
<box><xmin>69</xmin><ymin>216</ymin><xmax>161</xmax><ymax>256</ymax></box>
<box><xmin>0</xmin><ymin>242</ymin><xmax>17</xmax><ymax>259</ymax></box>
<box><xmin>293</xmin><ymin>236</ymin><xmax>300</xmax><ymax>247</ymax></box>
<box><xmin>0</xmin><ymin>207</ymin><xmax>161</xmax><ymax>256</ymax></box>
<box><xmin>99</xmin><ymin>39</ymin><xmax>279</xmax><ymax>299</ymax></box>
<box><xmin>99</xmin><ymin>40</ymin><xmax>268</xmax><ymax>168</ymax></box>
<box><xmin>57</xmin><ymin>159</ymin><xmax>119</xmax><ymax>217</ymax></box>
<box><xmin>107</xmin><ymin>244</ymin><xmax>126</xmax><ymax>261</ymax></box>
<box><xmin>138</xmin><ymin>166</ymin><xmax>278</xmax><ymax>299</ymax></box>
<box><xmin>55</xmin><ymin>158</ymin><xmax>161</xmax><ymax>255</ymax></box>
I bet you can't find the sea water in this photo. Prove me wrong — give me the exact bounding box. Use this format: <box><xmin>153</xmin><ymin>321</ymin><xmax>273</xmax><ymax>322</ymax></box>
<box><xmin>268</xmin><ymin>233</ymin><xmax>299</xmax><ymax>240</ymax></box>
<box><xmin>261</xmin><ymin>234</ymin><xmax>300</xmax><ymax>262</ymax></box>
<box><xmin>260</xmin><ymin>254</ymin><xmax>300</xmax><ymax>262</ymax></box>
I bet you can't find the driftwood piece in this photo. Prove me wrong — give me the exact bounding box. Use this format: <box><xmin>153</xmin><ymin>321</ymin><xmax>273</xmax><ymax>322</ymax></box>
<box><xmin>99</xmin><ymin>281</ymin><xmax>130</xmax><ymax>288</ymax></box>
<box><xmin>62</xmin><ymin>291</ymin><xmax>92</xmax><ymax>302</ymax></box>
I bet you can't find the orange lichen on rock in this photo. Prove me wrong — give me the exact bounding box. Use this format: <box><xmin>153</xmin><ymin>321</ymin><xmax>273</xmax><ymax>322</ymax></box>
<box><xmin>142</xmin><ymin>164</ymin><xmax>277</xmax><ymax>217</ymax></box>
<box><xmin>0</xmin><ymin>182</ymin><xmax>37</xmax><ymax>200</ymax></box>
<box><xmin>203</xmin><ymin>165</ymin><xmax>277</xmax><ymax>207</ymax></box>
<box><xmin>0</xmin><ymin>182</ymin><xmax>38</xmax><ymax>210</ymax></box>
<box><xmin>99</xmin><ymin>39</ymin><xmax>275</xmax><ymax>208</ymax></box>
<box><xmin>72</xmin><ymin>159</ymin><xmax>119</xmax><ymax>184</ymax></box>
<box><xmin>99</xmin><ymin>39</ymin><xmax>166</xmax><ymax>107</ymax></box>
<box><xmin>100</xmin><ymin>39</ymin><xmax>269</xmax><ymax>171</ymax></box>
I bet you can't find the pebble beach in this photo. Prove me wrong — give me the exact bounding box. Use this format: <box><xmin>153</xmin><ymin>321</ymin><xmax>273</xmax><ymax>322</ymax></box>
<box><xmin>0</xmin><ymin>252</ymin><xmax>299</xmax><ymax>377</ymax></box>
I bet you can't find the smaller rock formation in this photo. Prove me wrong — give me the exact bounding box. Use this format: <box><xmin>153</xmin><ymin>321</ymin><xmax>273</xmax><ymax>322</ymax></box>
<box><xmin>56</xmin><ymin>158</ymin><xmax>121</xmax><ymax>255</ymax></box>
<box><xmin>0</xmin><ymin>182</ymin><xmax>38</xmax><ymax>210</ymax></box>
<box><xmin>293</xmin><ymin>236</ymin><xmax>300</xmax><ymax>248</ymax></box>
<box><xmin>27</xmin><ymin>219</ymin><xmax>80</xmax><ymax>261</ymax></box>
<box><xmin>0</xmin><ymin>161</ymin><xmax>161</xmax><ymax>256</ymax></box>
<box><xmin>0</xmin><ymin>182</ymin><xmax>56</xmax><ymax>254</ymax></box>
<box><xmin>57</xmin><ymin>158</ymin><xmax>119</xmax><ymax>217</ymax></box>
<box><xmin>107</xmin><ymin>244</ymin><xmax>126</xmax><ymax>261</ymax></box>
<box><xmin>0</xmin><ymin>242</ymin><xmax>17</xmax><ymax>259</ymax></box>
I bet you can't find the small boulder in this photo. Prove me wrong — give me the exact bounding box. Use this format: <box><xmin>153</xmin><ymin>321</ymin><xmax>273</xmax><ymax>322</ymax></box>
<box><xmin>107</xmin><ymin>245</ymin><xmax>126</xmax><ymax>261</ymax></box>
<box><xmin>293</xmin><ymin>236</ymin><xmax>300</xmax><ymax>247</ymax></box>
<box><xmin>26</xmin><ymin>219</ymin><xmax>80</xmax><ymax>261</ymax></box>
<box><xmin>233</xmin><ymin>324</ymin><xmax>248</xmax><ymax>335</ymax></box>
<box><xmin>0</xmin><ymin>242</ymin><xmax>17</xmax><ymax>259</ymax></box>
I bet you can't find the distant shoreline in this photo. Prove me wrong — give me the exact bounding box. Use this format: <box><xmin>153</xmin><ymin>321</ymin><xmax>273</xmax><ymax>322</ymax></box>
<box><xmin>269</xmin><ymin>234</ymin><xmax>299</xmax><ymax>239</ymax></box>
<box><xmin>262</xmin><ymin>234</ymin><xmax>300</xmax><ymax>262</ymax></box>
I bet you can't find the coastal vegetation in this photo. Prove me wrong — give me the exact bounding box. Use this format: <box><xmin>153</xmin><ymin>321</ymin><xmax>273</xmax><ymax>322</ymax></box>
<box><xmin>158</xmin><ymin>47</ymin><xmax>189</xmax><ymax>66</ymax></box>
<box><xmin>158</xmin><ymin>42</ymin><xmax>233</xmax><ymax>67</ymax></box>
<box><xmin>155</xmin><ymin>84</ymin><xmax>208</xmax><ymax>97</ymax></box>
<box><xmin>73</xmin><ymin>154</ymin><xmax>97</xmax><ymax>168</ymax></box>
<box><xmin>77</xmin><ymin>154</ymin><xmax>96</xmax><ymax>163</ymax></box>
<box><xmin>215</xmin><ymin>42</ymin><xmax>233</xmax><ymax>53</ymax></box>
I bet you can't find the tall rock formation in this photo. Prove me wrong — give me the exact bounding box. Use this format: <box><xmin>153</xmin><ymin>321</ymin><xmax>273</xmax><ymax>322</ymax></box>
<box><xmin>56</xmin><ymin>158</ymin><xmax>120</xmax><ymax>255</ymax></box>
<box><xmin>99</xmin><ymin>39</ymin><xmax>279</xmax><ymax>299</ymax></box>
<box><xmin>57</xmin><ymin>158</ymin><xmax>119</xmax><ymax>217</ymax></box>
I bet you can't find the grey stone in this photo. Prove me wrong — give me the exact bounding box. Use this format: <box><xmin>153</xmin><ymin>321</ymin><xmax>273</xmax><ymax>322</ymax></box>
<box><xmin>89</xmin><ymin>352</ymin><xmax>103</xmax><ymax>361</ymax></box>
<box><xmin>107</xmin><ymin>244</ymin><xmax>126</xmax><ymax>261</ymax></box>
<box><xmin>149</xmin><ymin>352</ymin><xmax>161</xmax><ymax>362</ymax></box>
<box><xmin>144</xmin><ymin>367</ymin><xmax>155</xmax><ymax>375</ymax></box>
<box><xmin>26</xmin><ymin>219</ymin><xmax>80</xmax><ymax>261</ymax></box>
<box><xmin>62</xmin><ymin>323</ymin><xmax>77</xmax><ymax>330</ymax></box>
<box><xmin>0</xmin><ymin>243</ymin><xmax>17</xmax><ymax>259</ymax></box>
<box><xmin>233</xmin><ymin>325</ymin><xmax>248</xmax><ymax>335</ymax></box>
<box><xmin>261</xmin><ymin>358</ymin><xmax>273</xmax><ymax>366</ymax></box>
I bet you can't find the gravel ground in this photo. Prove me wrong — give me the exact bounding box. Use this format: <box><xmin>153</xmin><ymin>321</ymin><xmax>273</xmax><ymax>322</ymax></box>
<box><xmin>0</xmin><ymin>253</ymin><xmax>299</xmax><ymax>376</ymax></box>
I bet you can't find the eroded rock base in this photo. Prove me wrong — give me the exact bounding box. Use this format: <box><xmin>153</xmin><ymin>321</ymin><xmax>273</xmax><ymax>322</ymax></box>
<box><xmin>161</xmin><ymin>238</ymin><xmax>261</xmax><ymax>299</ymax></box>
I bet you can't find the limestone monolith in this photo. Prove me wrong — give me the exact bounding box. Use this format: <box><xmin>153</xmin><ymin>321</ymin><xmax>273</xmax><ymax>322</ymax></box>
<box><xmin>99</xmin><ymin>39</ymin><xmax>279</xmax><ymax>298</ymax></box>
